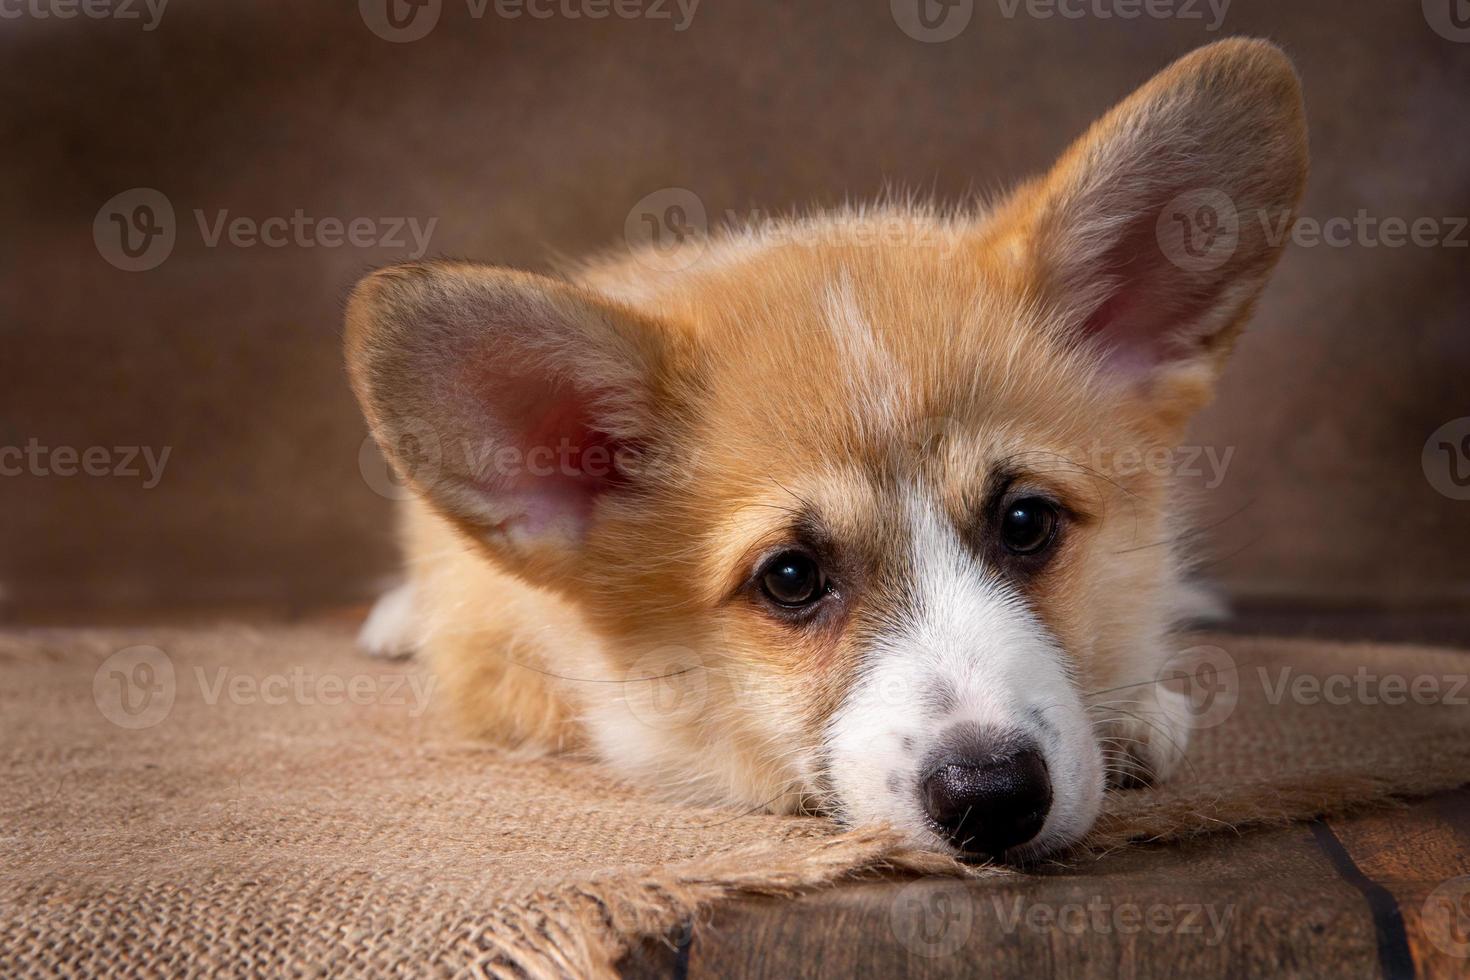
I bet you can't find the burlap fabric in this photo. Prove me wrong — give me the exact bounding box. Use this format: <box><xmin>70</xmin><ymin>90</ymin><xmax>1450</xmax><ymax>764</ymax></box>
<box><xmin>4</xmin><ymin>624</ymin><xmax>1469</xmax><ymax>977</ymax></box>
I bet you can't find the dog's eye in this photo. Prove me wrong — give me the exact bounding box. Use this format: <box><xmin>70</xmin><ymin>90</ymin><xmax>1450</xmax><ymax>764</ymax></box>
<box><xmin>1000</xmin><ymin>497</ymin><xmax>1059</xmax><ymax>555</ymax></box>
<box><xmin>759</xmin><ymin>551</ymin><xmax>827</xmax><ymax>607</ymax></box>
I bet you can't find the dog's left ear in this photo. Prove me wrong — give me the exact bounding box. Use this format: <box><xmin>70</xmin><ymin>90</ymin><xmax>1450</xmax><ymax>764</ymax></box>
<box><xmin>994</xmin><ymin>38</ymin><xmax>1308</xmax><ymax>427</ymax></box>
<box><xmin>344</xmin><ymin>262</ymin><xmax>686</xmax><ymax>589</ymax></box>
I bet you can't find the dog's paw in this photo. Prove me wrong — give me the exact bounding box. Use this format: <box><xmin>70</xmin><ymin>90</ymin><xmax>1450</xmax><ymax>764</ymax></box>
<box><xmin>358</xmin><ymin>582</ymin><xmax>419</xmax><ymax>660</ymax></box>
<box><xmin>1102</xmin><ymin>685</ymin><xmax>1193</xmax><ymax>790</ymax></box>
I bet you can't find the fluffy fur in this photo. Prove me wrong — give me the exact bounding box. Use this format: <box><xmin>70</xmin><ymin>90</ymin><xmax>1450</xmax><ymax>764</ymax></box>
<box><xmin>345</xmin><ymin>38</ymin><xmax>1308</xmax><ymax>859</ymax></box>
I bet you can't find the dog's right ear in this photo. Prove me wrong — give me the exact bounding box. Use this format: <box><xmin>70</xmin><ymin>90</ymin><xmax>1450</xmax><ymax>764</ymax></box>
<box><xmin>345</xmin><ymin>262</ymin><xmax>681</xmax><ymax>586</ymax></box>
<box><xmin>989</xmin><ymin>38</ymin><xmax>1308</xmax><ymax>434</ymax></box>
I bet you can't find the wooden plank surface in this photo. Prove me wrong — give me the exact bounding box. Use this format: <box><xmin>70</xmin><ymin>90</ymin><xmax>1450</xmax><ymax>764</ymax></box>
<box><xmin>619</xmin><ymin>790</ymin><xmax>1470</xmax><ymax>978</ymax></box>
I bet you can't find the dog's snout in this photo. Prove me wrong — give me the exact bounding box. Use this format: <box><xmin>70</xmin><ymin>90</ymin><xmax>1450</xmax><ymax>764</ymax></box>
<box><xmin>921</xmin><ymin>734</ymin><xmax>1051</xmax><ymax>859</ymax></box>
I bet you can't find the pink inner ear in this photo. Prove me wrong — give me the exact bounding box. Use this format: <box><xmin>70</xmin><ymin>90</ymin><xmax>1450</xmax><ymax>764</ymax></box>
<box><xmin>1080</xmin><ymin>284</ymin><xmax>1166</xmax><ymax>380</ymax></box>
<box><xmin>481</xmin><ymin>376</ymin><xmax>632</xmax><ymax>539</ymax></box>
<box><xmin>1073</xmin><ymin>220</ymin><xmax>1224</xmax><ymax>382</ymax></box>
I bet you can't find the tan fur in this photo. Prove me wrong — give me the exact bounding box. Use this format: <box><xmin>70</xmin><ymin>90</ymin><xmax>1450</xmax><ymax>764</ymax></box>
<box><xmin>345</xmin><ymin>39</ymin><xmax>1309</xmax><ymax>829</ymax></box>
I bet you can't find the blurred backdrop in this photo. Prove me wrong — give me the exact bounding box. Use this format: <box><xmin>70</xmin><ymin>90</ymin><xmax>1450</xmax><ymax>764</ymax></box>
<box><xmin>4</xmin><ymin>0</ymin><xmax>1468</xmax><ymax>615</ymax></box>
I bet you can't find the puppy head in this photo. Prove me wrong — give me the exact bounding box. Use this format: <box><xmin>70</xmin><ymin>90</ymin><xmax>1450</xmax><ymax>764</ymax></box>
<box><xmin>346</xmin><ymin>39</ymin><xmax>1306</xmax><ymax>860</ymax></box>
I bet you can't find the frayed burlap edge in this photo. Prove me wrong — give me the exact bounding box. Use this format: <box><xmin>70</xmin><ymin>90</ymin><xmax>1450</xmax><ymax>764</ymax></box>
<box><xmin>1089</xmin><ymin>768</ymin><xmax>1470</xmax><ymax>851</ymax></box>
<box><xmin>477</xmin><ymin>826</ymin><xmax>957</xmax><ymax>979</ymax></box>
<box><xmin>491</xmin><ymin>765</ymin><xmax>1470</xmax><ymax>978</ymax></box>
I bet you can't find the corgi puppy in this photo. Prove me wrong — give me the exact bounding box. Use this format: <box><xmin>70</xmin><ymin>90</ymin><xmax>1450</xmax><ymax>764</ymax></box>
<box><xmin>345</xmin><ymin>38</ymin><xmax>1307</xmax><ymax>861</ymax></box>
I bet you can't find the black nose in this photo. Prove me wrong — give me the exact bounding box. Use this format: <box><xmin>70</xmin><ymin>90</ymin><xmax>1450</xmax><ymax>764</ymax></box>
<box><xmin>921</xmin><ymin>742</ymin><xmax>1051</xmax><ymax>859</ymax></box>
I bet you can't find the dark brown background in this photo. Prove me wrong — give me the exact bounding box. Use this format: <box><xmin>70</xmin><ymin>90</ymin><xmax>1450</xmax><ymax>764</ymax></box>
<box><xmin>3</xmin><ymin>0</ymin><xmax>1467</xmax><ymax>613</ymax></box>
